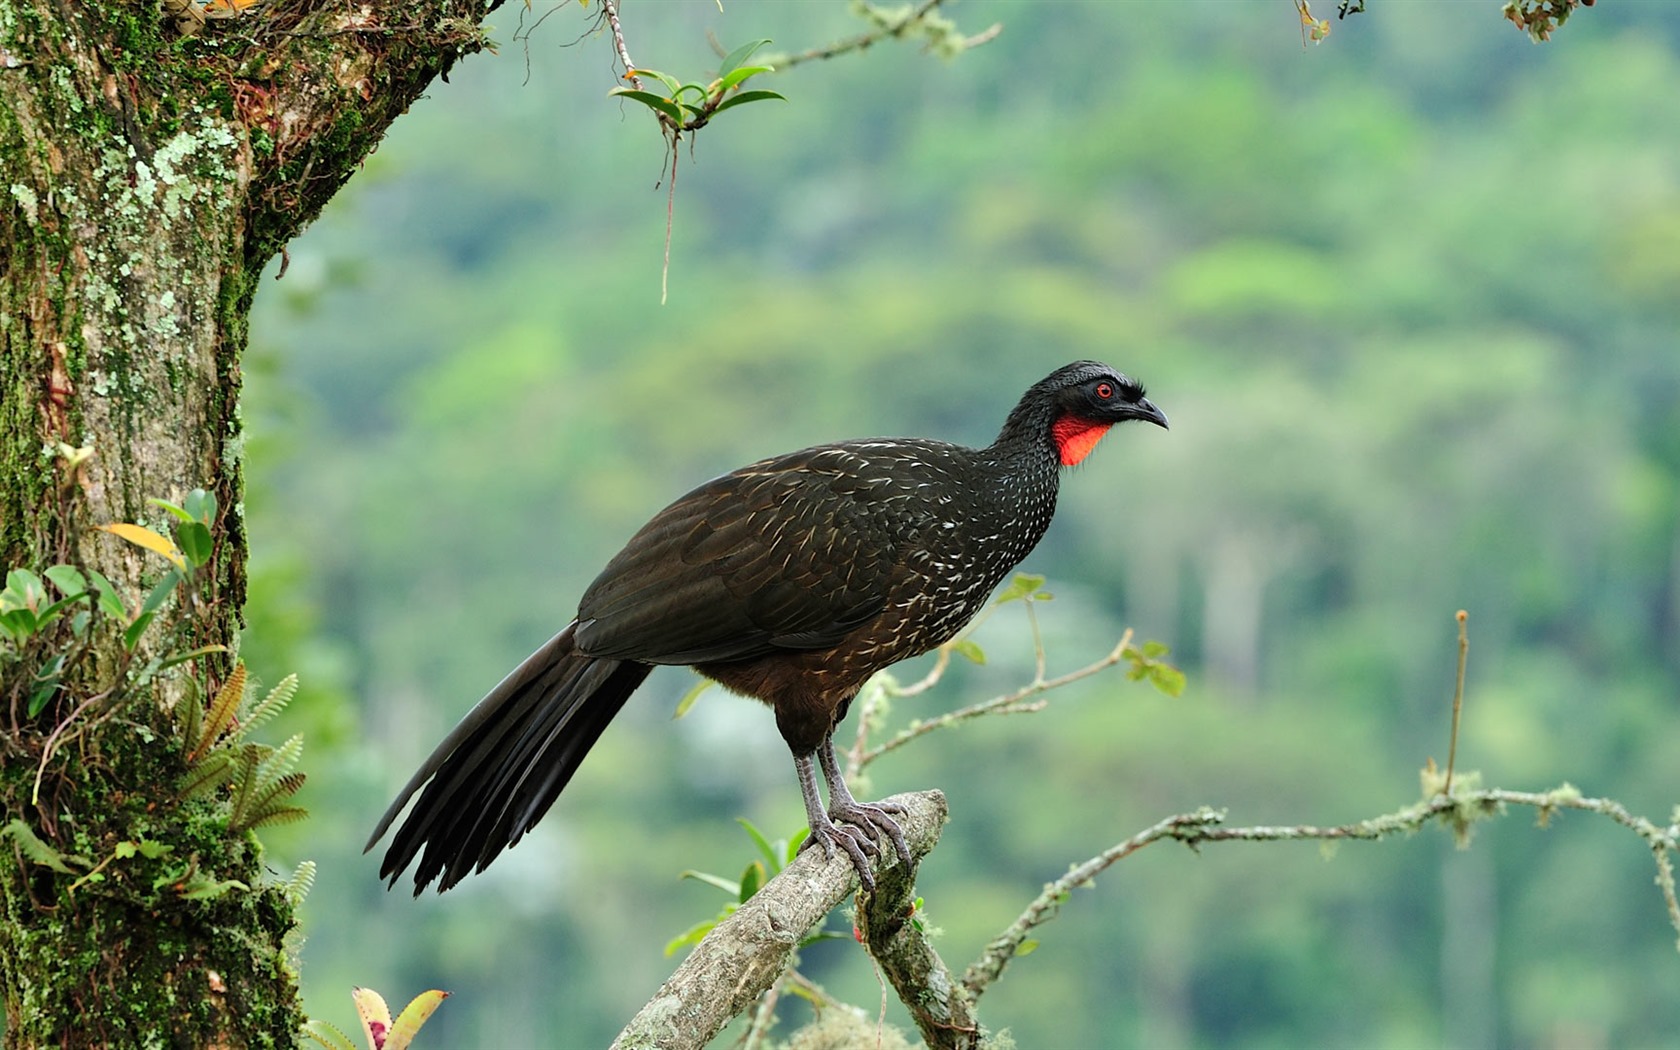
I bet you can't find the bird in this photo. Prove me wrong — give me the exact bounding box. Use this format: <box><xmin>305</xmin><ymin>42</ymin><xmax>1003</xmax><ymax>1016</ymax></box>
<box><xmin>367</xmin><ymin>360</ymin><xmax>1167</xmax><ymax>894</ymax></box>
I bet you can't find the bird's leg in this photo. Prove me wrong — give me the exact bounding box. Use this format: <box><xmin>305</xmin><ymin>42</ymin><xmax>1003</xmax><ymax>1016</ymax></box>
<box><xmin>818</xmin><ymin>731</ymin><xmax>912</xmax><ymax>871</ymax></box>
<box><xmin>795</xmin><ymin>752</ymin><xmax>879</xmax><ymax>890</ymax></box>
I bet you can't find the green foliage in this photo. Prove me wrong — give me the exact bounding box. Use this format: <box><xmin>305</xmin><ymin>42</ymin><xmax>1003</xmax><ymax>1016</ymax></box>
<box><xmin>1123</xmin><ymin>640</ymin><xmax>1186</xmax><ymax>699</ymax></box>
<box><xmin>177</xmin><ymin>664</ymin><xmax>309</xmax><ymax>834</ymax></box>
<box><xmin>608</xmin><ymin>39</ymin><xmax>785</xmax><ymax>132</ymax></box>
<box><xmin>664</xmin><ymin>818</ymin><xmax>835</xmax><ymax>957</ymax></box>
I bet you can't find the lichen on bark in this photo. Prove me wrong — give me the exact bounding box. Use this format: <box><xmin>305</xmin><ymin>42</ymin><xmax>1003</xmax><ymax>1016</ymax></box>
<box><xmin>0</xmin><ymin>1</ymin><xmax>493</xmax><ymax>1044</ymax></box>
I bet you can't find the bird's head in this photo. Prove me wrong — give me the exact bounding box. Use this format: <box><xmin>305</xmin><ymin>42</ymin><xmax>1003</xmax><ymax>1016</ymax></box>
<box><xmin>1009</xmin><ymin>361</ymin><xmax>1167</xmax><ymax>466</ymax></box>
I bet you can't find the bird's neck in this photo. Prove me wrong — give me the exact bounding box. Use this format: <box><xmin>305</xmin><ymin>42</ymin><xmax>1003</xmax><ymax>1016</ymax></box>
<box><xmin>990</xmin><ymin>400</ymin><xmax>1075</xmax><ymax>473</ymax></box>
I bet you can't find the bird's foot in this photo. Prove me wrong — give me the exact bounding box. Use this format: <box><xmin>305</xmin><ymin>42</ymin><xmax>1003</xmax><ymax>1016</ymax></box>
<box><xmin>801</xmin><ymin>799</ymin><xmax>911</xmax><ymax>892</ymax></box>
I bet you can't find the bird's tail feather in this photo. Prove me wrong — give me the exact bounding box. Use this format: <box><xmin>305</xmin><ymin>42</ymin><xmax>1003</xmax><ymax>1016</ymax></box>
<box><xmin>366</xmin><ymin>623</ymin><xmax>652</xmax><ymax>894</ymax></box>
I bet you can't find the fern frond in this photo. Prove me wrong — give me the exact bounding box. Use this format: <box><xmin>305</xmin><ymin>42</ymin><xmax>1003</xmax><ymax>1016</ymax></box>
<box><xmin>284</xmin><ymin>859</ymin><xmax>317</xmax><ymax>906</ymax></box>
<box><xmin>240</xmin><ymin>673</ymin><xmax>297</xmax><ymax>737</ymax></box>
<box><xmin>179</xmin><ymin>750</ymin><xmax>236</xmax><ymax>799</ymax></box>
<box><xmin>2</xmin><ymin>818</ymin><xmax>88</xmax><ymax>873</ymax></box>
<box><xmin>228</xmin><ymin>743</ymin><xmax>266</xmax><ymax>827</ymax></box>
<box><xmin>254</xmin><ymin>733</ymin><xmax>304</xmax><ymax>787</ymax></box>
<box><xmin>177</xmin><ymin>676</ymin><xmax>203</xmax><ymax>753</ymax></box>
<box><xmin>194</xmin><ymin>662</ymin><xmax>247</xmax><ymax>759</ymax></box>
<box><xmin>243</xmin><ymin>771</ymin><xmax>306</xmax><ymax>822</ymax></box>
<box><xmin>241</xmin><ymin>805</ymin><xmax>309</xmax><ymax>831</ymax></box>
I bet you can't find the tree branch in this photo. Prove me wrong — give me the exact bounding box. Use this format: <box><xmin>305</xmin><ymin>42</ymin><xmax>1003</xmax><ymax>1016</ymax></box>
<box><xmin>962</xmin><ymin>782</ymin><xmax>1680</xmax><ymax>1002</ymax></box>
<box><xmin>857</xmin><ymin>629</ymin><xmax>1134</xmax><ymax>770</ymax></box>
<box><xmin>611</xmin><ymin>790</ymin><xmax>948</xmax><ymax>1050</ymax></box>
<box><xmin>857</xmin><ymin>807</ymin><xmax>978</xmax><ymax>1048</ymax></box>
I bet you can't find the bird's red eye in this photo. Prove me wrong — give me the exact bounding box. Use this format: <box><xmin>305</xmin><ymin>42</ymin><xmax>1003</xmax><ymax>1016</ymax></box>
<box><xmin>1096</xmin><ymin>382</ymin><xmax>1114</xmax><ymax>399</ymax></box>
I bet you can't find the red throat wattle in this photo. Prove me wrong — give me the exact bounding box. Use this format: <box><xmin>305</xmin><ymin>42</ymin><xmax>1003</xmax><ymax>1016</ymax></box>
<box><xmin>1051</xmin><ymin>415</ymin><xmax>1113</xmax><ymax>466</ymax></box>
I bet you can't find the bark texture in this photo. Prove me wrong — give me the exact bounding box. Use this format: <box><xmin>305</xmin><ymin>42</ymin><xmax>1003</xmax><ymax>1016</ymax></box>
<box><xmin>0</xmin><ymin>1</ymin><xmax>490</xmax><ymax>1044</ymax></box>
<box><xmin>613</xmin><ymin>790</ymin><xmax>949</xmax><ymax>1050</ymax></box>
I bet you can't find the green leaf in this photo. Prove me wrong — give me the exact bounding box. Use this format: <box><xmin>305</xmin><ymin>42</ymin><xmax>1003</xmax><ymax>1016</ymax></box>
<box><xmin>183</xmin><ymin>488</ymin><xmax>217</xmax><ymax>525</ymax></box>
<box><xmin>304</xmin><ymin>1019</ymin><xmax>360</xmax><ymax>1050</ymax></box>
<box><xmin>663</xmin><ymin>918</ymin><xmax>717</xmax><ymax>957</ymax></box>
<box><xmin>993</xmin><ymin>572</ymin><xmax>1046</xmax><ymax>605</ymax></box>
<box><xmin>1142</xmin><ymin>640</ymin><xmax>1170</xmax><ymax>659</ymax></box>
<box><xmin>42</xmin><ymin>564</ymin><xmax>87</xmax><ymax>597</ymax></box>
<box><xmin>29</xmin><ymin>594</ymin><xmax>81</xmax><ymax>633</ymax></box>
<box><xmin>87</xmin><ymin>570</ymin><xmax>125</xmax><ymax>619</ymax></box>
<box><xmin>4</xmin><ymin>568</ymin><xmax>46</xmax><ymax>610</ymax></box>
<box><xmin>672</xmin><ymin>678</ymin><xmax>712</xmax><ymax>719</ymax></box>
<box><xmin>627</xmin><ymin>67</ymin><xmax>682</xmax><ymax>94</ymax></box>
<box><xmin>176</xmin><ymin>876</ymin><xmax>249</xmax><ymax>900</ymax></box>
<box><xmin>607</xmin><ymin>87</ymin><xmax>682</xmax><ymax>123</ymax></box>
<box><xmin>737</xmin><ymin>817</ymin><xmax>780</xmax><ymax>871</ymax></box>
<box><xmin>717</xmin><ymin>65</ymin><xmax>774</xmax><ymax>93</ymax></box>
<box><xmin>122</xmin><ymin>611</ymin><xmax>155</xmax><ymax>651</ymax></box>
<box><xmin>0</xmin><ymin>608</ymin><xmax>36</xmax><ymax>640</ymax></box>
<box><xmin>785</xmin><ymin>826</ymin><xmax>808</xmax><ymax>864</ymax></box>
<box><xmin>157</xmin><ymin>644</ymin><xmax>230</xmax><ymax>671</ymax></box>
<box><xmin>951</xmin><ymin>638</ymin><xmax>986</xmax><ymax>665</ymax></box>
<box><xmin>140</xmin><ymin>573</ymin><xmax>180</xmax><ymax>617</ymax></box>
<box><xmin>738</xmin><ymin>860</ymin><xmax>765</xmax><ymax>902</ymax></box>
<box><xmin>147</xmin><ymin>497</ymin><xmax>195</xmax><ymax>524</ymax></box>
<box><xmin>709</xmin><ymin>89</ymin><xmax>787</xmax><ymax>117</ymax></box>
<box><xmin>1148</xmin><ymin>664</ymin><xmax>1187</xmax><ymax>698</ymax></box>
<box><xmin>717</xmin><ymin>37</ymin><xmax>771</xmax><ymax>77</ymax></box>
<box><xmin>797</xmin><ymin>929</ymin><xmax>852</xmax><ymax>948</ymax></box>
<box><xmin>177</xmin><ymin>521</ymin><xmax>213</xmax><ymax>567</ymax></box>
<box><xmin>678</xmin><ymin>869</ymin><xmax>741</xmax><ymax>896</ymax></box>
<box><xmin>1018</xmin><ymin>938</ymin><xmax>1040</xmax><ymax>956</ymax></box>
<box><xmin>2</xmin><ymin>818</ymin><xmax>87</xmax><ymax>873</ymax></box>
<box><xmin>27</xmin><ymin>652</ymin><xmax>66</xmax><ymax>717</ymax></box>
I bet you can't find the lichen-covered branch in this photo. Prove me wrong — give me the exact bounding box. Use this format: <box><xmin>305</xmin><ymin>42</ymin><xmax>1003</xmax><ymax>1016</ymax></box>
<box><xmin>612</xmin><ymin>791</ymin><xmax>948</xmax><ymax>1050</ymax></box>
<box><xmin>961</xmin><ymin>783</ymin><xmax>1680</xmax><ymax>1002</ymax></box>
<box><xmin>764</xmin><ymin>0</ymin><xmax>997</xmax><ymax>73</ymax></box>
<box><xmin>855</xmin><ymin>805</ymin><xmax>979</xmax><ymax>1049</ymax></box>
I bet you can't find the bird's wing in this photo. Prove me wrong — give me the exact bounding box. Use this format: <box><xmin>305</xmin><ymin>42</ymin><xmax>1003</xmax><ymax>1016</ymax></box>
<box><xmin>573</xmin><ymin>447</ymin><xmax>930</xmax><ymax>665</ymax></box>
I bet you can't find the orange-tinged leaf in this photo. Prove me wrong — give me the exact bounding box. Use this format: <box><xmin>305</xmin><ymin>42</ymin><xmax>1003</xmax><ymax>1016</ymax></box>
<box><xmin>97</xmin><ymin>522</ymin><xmax>185</xmax><ymax>569</ymax></box>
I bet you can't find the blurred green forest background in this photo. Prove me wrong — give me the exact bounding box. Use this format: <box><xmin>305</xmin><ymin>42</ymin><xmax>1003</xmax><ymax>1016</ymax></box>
<box><xmin>242</xmin><ymin>2</ymin><xmax>1680</xmax><ymax>1046</ymax></box>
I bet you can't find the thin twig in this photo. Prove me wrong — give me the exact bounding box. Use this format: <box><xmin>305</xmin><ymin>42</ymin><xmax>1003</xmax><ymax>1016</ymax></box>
<box><xmin>1445</xmin><ymin>609</ymin><xmax>1469</xmax><ymax>793</ymax></box>
<box><xmin>661</xmin><ymin>135</ymin><xmax>678</xmax><ymax>304</ymax></box>
<box><xmin>32</xmin><ymin>685</ymin><xmax>120</xmax><ymax>806</ymax></box>
<box><xmin>770</xmin><ymin>0</ymin><xmax>950</xmax><ymax>73</ymax></box>
<box><xmin>1024</xmin><ymin>597</ymin><xmax>1046</xmax><ymax>685</ymax></box>
<box><xmin>600</xmin><ymin>0</ymin><xmax>639</xmax><ymax>90</ymax></box>
<box><xmin>859</xmin><ymin>629</ymin><xmax>1133</xmax><ymax>769</ymax></box>
<box><xmin>740</xmin><ymin>977</ymin><xmax>780</xmax><ymax>1050</ymax></box>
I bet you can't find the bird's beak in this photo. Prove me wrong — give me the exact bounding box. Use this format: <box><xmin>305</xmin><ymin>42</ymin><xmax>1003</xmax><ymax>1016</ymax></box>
<box><xmin>1133</xmin><ymin>397</ymin><xmax>1169</xmax><ymax>430</ymax></box>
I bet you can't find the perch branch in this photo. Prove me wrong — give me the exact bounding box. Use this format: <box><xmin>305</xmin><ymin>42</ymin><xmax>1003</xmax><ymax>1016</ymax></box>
<box><xmin>857</xmin><ymin>809</ymin><xmax>978</xmax><ymax>1049</ymax></box>
<box><xmin>612</xmin><ymin>791</ymin><xmax>948</xmax><ymax>1050</ymax></box>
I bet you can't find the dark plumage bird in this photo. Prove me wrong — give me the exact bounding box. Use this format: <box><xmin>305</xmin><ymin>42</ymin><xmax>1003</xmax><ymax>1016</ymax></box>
<box><xmin>368</xmin><ymin>361</ymin><xmax>1167</xmax><ymax>894</ymax></box>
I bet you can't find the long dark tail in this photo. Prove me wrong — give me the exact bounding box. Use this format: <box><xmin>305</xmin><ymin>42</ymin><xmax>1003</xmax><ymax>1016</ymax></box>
<box><xmin>366</xmin><ymin>622</ymin><xmax>652</xmax><ymax>895</ymax></box>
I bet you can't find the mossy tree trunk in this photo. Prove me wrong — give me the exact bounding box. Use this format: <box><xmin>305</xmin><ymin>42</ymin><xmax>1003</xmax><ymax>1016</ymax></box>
<box><xmin>0</xmin><ymin>2</ymin><xmax>491</xmax><ymax>1044</ymax></box>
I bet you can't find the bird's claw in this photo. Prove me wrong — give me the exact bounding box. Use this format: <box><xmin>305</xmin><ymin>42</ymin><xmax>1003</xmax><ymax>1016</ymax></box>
<box><xmin>801</xmin><ymin>814</ymin><xmax>878</xmax><ymax>889</ymax></box>
<box><xmin>800</xmin><ymin>801</ymin><xmax>913</xmax><ymax>892</ymax></box>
